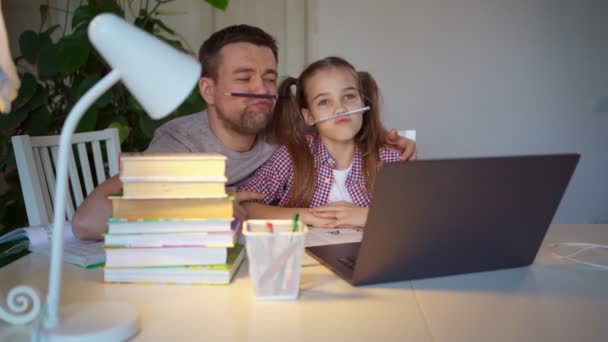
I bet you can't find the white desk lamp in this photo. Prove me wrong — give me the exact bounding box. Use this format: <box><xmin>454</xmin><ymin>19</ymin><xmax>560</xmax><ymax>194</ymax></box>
<box><xmin>0</xmin><ymin>13</ymin><xmax>201</xmax><ymax>341</ymax></box>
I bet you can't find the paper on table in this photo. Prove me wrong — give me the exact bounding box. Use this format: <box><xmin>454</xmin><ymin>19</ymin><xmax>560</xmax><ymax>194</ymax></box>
<box><xmin>305</xmin><ymin>227</ymin><xmax>364</xmax><ymax>247</ymax></box>
<box><xmin>0</xmin><ymin>222</ymin><xmax>75</xmax><ymax>245</ymax></box>
<box><xmin>27</xmin><ymin>223</ymin><xmax>75</xmax><ymax>246</ymax></box>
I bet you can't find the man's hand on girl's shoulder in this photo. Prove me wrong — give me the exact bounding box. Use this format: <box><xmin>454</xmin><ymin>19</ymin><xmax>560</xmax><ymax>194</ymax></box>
<box><xmin>386</xmin><ymin>129</ymin><xmax>417</xmax><ymax>161</ymax></box>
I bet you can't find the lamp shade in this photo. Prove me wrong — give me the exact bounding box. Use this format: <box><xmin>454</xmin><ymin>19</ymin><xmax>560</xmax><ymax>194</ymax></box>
<box><xmin>88</xmin><ymin>13</ymin><xmax>201</xmax><ymax>119</ymax></box>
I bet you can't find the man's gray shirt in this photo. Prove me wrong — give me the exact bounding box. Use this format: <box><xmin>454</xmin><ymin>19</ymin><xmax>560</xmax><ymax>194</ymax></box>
<box><xmin>145</xmin><ymin>111</ymin><xmax>278</xmax><ymax>186</ymax></box>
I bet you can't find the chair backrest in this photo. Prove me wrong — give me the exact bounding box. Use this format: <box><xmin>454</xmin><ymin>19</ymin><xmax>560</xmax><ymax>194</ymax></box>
<box><xmin>11</xmin><ymin>128</ymin><xmax>121</xmax><ymax>226</ymax></box>
<box><xmin>398</xmin><ymin>129</ymin><xmax>416</xmax><ymax>141</ymax></box>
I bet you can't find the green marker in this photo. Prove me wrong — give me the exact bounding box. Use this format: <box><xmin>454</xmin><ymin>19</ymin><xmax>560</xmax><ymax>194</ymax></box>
<box><xmin>292</xmin><ymin>213</ymin><xmax>299</xmax><ymax>232</ymax></box>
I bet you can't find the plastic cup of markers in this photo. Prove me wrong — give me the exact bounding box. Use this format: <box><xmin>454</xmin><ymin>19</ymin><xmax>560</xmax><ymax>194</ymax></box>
<box><xmin>243</xmin><ymin>219</ymin><xmax>308</xmax><ymax>300</ymax></box>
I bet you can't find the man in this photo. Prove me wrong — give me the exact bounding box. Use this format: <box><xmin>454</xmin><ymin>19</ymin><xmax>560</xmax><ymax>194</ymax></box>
<box><xmin>72</xmin><ymin>25</ymin><xmax>416</xmax><ymax>240</ymax></box>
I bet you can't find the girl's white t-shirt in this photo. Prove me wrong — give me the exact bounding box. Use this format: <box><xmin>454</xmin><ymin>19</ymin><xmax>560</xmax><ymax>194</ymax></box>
<box><xmin>327</xmin><ymin>163</ymin><xmax>354</xmax><ymax>203</ymax></box>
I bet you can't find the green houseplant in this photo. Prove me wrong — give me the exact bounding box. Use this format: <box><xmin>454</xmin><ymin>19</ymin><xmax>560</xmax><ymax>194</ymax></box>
<box><xmin>0</xmin><ymin>0</ymin><xmax>228</xmax><ymax>233</ymax></box>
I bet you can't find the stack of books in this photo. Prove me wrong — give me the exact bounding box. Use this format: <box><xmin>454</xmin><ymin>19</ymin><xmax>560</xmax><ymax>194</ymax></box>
<box><xmin>103</xmin><ymin>153</ymin><xmax>245</xmax><ymax>285</ymax></box>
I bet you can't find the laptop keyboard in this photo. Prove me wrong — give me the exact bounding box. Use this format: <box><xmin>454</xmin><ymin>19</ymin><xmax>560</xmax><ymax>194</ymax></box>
<box><xmin>337</xmin><ymin>256</ymin><xmax>356</xmax><ymax>270</ymax></box>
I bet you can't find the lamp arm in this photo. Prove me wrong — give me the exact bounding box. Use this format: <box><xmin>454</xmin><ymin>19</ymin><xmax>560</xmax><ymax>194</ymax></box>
<box><xmin>44</xmin><ymin>69</ymin><xmax>121</xmax><ymax>329</ymax></box>
<box><xmin>0</xmin><ymin>69</ymin><xmax>120</xmax><ymax>326</ymax></box>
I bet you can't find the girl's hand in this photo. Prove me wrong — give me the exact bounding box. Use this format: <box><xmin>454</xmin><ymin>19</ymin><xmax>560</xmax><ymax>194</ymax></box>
<box><xmin>308</xmin><ymin>202</ymin><xmax>369</xmax><ymax>228</ymax></box>
<box><xmin>300</xmin><ymin>211</ymin><xmax>337</xmax><ymax>228</ymax></box>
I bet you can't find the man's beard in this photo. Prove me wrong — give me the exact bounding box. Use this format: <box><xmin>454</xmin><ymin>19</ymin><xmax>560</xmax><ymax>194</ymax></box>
<box><xmin>217</xmin><ymin>107</ymin><xmax>272</xmax><ymax>135</ymax></box>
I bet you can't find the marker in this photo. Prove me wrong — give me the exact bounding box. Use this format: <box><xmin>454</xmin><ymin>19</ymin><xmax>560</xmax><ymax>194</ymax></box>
<box><xmin>291</xmin><ymin>213</ymin><xmax>299</xmax><ymax>232</ymax></box>
<box><xmin>224</xmin><ymin>92</ymin><xmax>280</xmax><ymax>99</ymax></box>
<box><xmin>313</xmin><ymin>106</ymin><xmax>371</xmax><ymax>124</ymax></box>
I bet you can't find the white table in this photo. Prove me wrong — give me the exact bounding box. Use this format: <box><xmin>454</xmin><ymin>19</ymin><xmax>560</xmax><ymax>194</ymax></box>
<box><xmin>1</xmin><ymin>224</ymin><xmax>607</xmax><ymax>341</ymax></box>
<box><xmin>411</xmin><ymin>224</ymin><xmax>608</xmax><ymax>342</ymax></box>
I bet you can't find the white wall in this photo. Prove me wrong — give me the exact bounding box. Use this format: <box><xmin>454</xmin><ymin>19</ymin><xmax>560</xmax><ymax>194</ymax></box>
<box><xmin>157</xmin><ymin>0</ymin><xmax>308</xmax><ymax>77</ymax></box>
<box><xmin>3</xmin><ymin>0</ymin><xmax>39</xmax><ymax>55</ymax></box>
<box><xmin>312</xmin><ymin>0</ymin><xmax>608</xmax><ymax>223</ymax></box>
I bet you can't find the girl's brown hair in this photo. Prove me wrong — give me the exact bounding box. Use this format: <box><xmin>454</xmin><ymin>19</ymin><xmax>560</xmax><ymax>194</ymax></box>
<box><xmin>267</xmin><ymin>57</ymin><xmax>388</xmax><ymax>207</ymax></box>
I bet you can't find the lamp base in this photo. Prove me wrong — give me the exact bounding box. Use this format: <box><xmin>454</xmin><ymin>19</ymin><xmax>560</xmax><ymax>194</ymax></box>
<box><xmin>38</xmin><ymin>301</ymin><xmax>139</xmax><ymax>342</ymax></box>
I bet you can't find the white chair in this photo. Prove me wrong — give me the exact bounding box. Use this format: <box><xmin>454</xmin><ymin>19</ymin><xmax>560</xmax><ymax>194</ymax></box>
<box><xmin>399</xmin><ymin>129</ymin><xmax>416</xmax><ymax>141</ymax></box>
<box><xmin>11</xmin><ymin>128</ymin><xmax>121</xmax><ymax>226</ymax></box>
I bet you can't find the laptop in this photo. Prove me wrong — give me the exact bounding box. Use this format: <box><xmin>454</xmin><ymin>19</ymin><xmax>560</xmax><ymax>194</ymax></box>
<box><xmin>306</xmin><ymin>154</ymin><xmax>580</xmax><ymax>286</ymax></box>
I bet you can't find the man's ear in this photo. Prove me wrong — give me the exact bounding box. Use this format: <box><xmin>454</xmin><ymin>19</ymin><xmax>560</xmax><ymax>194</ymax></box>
<box><xmin>199</xmin><ymin>77</ymin><xmax>215</xmax><ymax>105</ymax></box>
<box><xmin>301</xmin><ymin>108</ymin><xmax>315</xmax><ymax>126</ymax></box>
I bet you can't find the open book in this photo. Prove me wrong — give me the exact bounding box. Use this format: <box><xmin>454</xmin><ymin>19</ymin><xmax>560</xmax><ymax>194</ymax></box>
<box><xmin>0</xmin><ymin>223</ymin><xmax>104</xmax><ymax>268</ymax></box>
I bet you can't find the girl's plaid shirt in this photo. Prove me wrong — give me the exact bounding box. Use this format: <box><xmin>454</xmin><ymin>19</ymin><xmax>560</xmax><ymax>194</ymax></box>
<box><xmin>238</xmin><ymin>134</ymin><xmax>402</xmax><ymax>207</ymax></box>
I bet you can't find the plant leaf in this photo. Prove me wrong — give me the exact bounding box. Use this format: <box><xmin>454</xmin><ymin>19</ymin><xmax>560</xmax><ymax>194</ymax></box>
<box><xmin>18</xmin><ymin>31</ymin><xmax>39</xmax><ymax>64</ymax></box>
<box><xmin>76</xmin><ymin>76</ymin><xmax>99</xmax><ymax>97</ymax></box>
<box><xmin>138</xmin><ymin>115</ymin><xmax>157</xmax><ymax>138</ymax></box>
<box><xmin>4</xmin><ymin>170</ymin><xmax>21</xmax><ymax>189</ymax></box>
<box><xmin>134</xmin><ymin>13</ymin><xmax>155</xmax><ymax>33</ymax></box>
<box><xmin>83</xmin><ymin>51</ymin><xmax>107</xmax><ymax>74</ymax></box>
<box><xmin>77</xmin><ymin>75</ymin><xmax>112</xmax><ymax>108</ymax></box>
<box><xmin>94</xmin><ymin>89</ymin><xmax>113</xmax><ymax>109</ymax></box>
<box><xmin>131</xmin><ymin>125</ymin><xmax>150</xmax><ymax>151</ymax></box>
<box><xmin>43</xmin><ymin>24</ymin><xmax>61</xmax><ymax>37</ymax></box>
<box><xmin>58</xmin><ymin>35</ymin><xmax>91</xmax><ymax>76</ymax></box>
<box><xmin>72</xmin><ymin>5</ymin><xmax>97</xmax><ymax>31</ymax></box>
<box><xmin>7</xmin><ymin>86</ymin><xmax>49</xmax><ymax>135</ymax></box>
<box><xmin>1</xmin><ymin>84</ymin><xmax>48</xmax><ymax>131</ymax></box>
<box><xmin>0</xmin><ymin>108</ymin><xmax>28</xmax><ymax>131</ymax></box>
<box><xmin>127</xmin><ymin>94</ymin><xmax>144</xmax><ymax>114</ymax></box>
<box><xmin>0</xmin><ymin>131</ymin><xmax>6</xmax><ymax>158</ymax></box>
<box><xmin>0</xmin><ymin>181</ymin><xmax>28</xmax><ymax>230</ymax></box>
<box><xmin>91</xmin><ymin>0</ymin><xmax>125</xmax><ymax>17</ymax></box>
<box><xmin>37</xmin><ymin>33</ymin><xmax>59</xmax><ymax>78</ymax></box>
<box><xmin>1</xmin><ymin>148</ymin><xmax>17</xmax><ymax>173</ymax></box>
<box><xmin>13</xmin><ymin>73</ymin><xmax>38</xmax><ymax>108</ymax></box>
<box><xmin>154</xmin><ymin>19</ymin><xmax>176</xmax><ymax>35</ymax></box>
<box><xmin>108</xmin><ymin>121</ymin><xmax>130</xmax><ymax>144</ymax></box>
<box><xmin>22</xmin><ymin>86</ymin><xmax>48</xmax><ymax>113</ymax></box>
<box><xmin>25</xmin><ymin>106</ymin><xmax>52</xmax><ymax>136</ymax></box>
<box><xmin>206</xmin><ymin>0</ymin><xmax>229</xmax><ymax>11</ymax></box>
<box><xmin>76</xmin><ymin>107</ymin><xmax>99</xmax><ymax>133</ymax></box>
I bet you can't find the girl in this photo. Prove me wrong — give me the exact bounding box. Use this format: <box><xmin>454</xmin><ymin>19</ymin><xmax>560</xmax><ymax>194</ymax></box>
<box><xmin>238</xmin><ymin>56</ymin><xmax>402</xmax><ymax>228</ymax></box>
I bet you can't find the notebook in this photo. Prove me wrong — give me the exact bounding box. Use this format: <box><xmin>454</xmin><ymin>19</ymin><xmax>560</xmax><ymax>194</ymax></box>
<box><xmin>0</xmin><ymin>223</ymin><xmax>105</xmax><ymax>268</ymax></box>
